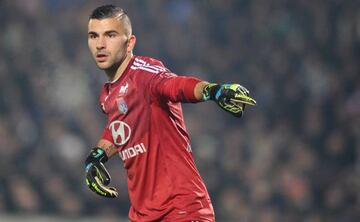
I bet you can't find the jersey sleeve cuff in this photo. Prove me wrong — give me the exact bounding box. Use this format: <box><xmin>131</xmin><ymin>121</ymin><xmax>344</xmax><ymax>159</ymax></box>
<box><xmin>182</xmin><ymin>77</ymin><xmax>203</xmax><ymax>103</ymax></box>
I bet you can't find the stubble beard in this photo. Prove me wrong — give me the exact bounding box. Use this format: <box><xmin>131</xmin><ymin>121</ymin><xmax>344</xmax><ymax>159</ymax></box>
<box><xmin>100</xmin><ymin>54</ymin><xmax>128</xmax><ymax>79</ymax></box>
<box><xmin>99</xmin><ymin>60</ymin><xmax>120</xmax><ymax>73</ymax></box>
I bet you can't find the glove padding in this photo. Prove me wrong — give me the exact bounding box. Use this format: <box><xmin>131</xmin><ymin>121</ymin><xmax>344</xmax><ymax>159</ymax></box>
<box><xmin>203</xmin><ymin>83</ymin><xmax>256</xmax><ymax>117</ymax></box>
<box><xmin>85</xmin><ymin>147</ymin><xmax>118</xmax><ymax>198</ymax></box>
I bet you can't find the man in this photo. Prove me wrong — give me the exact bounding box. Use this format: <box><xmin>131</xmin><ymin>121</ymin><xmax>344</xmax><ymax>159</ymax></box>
<box><xmin>84</xmin><ymin>5</ymin><xmax>256</xmax><ymax>222</ymax></box>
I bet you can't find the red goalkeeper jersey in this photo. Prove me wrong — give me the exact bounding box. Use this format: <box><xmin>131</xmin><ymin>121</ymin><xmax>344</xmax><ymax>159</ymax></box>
<box><xmin>99</xmin><ymin>56</ymin><xmax>215</xmax><ymax>221</ymax></box>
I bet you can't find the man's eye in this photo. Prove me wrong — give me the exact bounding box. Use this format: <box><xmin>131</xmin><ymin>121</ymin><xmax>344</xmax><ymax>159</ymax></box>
<box><xmin>89</xmin><ymin>35</ymin><xmax>97</xmax><ymax>39</ymax></box>
<box><xmin>108</xmin><ymin>34</ymin><xmax>116</xmax><ymax>38</ymax></box>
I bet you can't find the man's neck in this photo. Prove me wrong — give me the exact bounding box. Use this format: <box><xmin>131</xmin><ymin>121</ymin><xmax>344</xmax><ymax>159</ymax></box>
<box><xmin>106</xmin><ymin>53</ymin><xmax>133</xmax><ymax>82</ymax></box>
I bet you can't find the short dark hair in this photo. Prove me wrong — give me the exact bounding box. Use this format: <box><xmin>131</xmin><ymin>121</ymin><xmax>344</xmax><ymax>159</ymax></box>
<box><xmin>89</xmin><ymin>5</ymin><xmax>132</xmax><ymax>35</ymax></box>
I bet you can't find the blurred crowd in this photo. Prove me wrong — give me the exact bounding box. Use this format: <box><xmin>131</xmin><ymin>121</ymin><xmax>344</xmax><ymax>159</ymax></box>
<box><xmin>0</xmin><ymin>0</ymin><xmax>359</xmax><ymax>221</ymax></box>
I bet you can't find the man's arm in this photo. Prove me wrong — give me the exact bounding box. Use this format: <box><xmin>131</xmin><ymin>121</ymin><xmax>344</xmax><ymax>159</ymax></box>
<box><xmin>159</xmin><ymin>77</ymin><xmax>256</xmax><ymax>117</ymax></box>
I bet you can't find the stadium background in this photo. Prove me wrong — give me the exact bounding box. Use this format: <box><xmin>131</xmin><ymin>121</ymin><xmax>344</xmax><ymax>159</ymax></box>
<box><xmin>0</xmin><ymin>0</ymin><xmax>359</xmax><ymax>221</ymax></box>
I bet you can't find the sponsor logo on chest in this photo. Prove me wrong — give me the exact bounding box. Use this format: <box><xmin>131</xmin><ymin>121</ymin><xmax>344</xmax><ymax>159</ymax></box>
<box><xmin>109</xmin><ymin>120</ymin><xmax>131</xmax><ymax>146</ymax></box>
<box><xmin>119</xmin><ymin>82</ymin><xmax>129</xmax><ymax>95</ymax></box>
<box><xmin>119</xmin><ymin>143</ymin><xmax>147</xmax><ymax>161</ymax></box>
<box><xmin>109</xmin><ymin>120</ymin><xmax>147</xmax><ymax>161</ymax></box>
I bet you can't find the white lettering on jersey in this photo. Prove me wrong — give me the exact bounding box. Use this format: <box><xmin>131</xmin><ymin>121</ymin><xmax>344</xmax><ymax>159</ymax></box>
<box><xmin>109</xmin><ymin>120</ymin><xmax>131</xmax><ymax>146</ymax></box>
<box><xmin>119</xmin><ymin>143</ymin><xmax>147</xmax><ymax>161</ymax></box>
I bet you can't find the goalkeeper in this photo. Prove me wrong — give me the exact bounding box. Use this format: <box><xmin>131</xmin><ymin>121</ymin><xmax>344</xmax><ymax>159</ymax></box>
<box><xmin>85</xmin><ymin>4</ymin><xmax>256</xmax><ymax>222</ymax></box>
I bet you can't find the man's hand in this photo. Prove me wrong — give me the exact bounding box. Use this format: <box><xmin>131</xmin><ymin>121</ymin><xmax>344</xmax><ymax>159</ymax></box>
<box><xmin>203</xmin><ymin>83</ymin><xmax>256</xmax><ymax>117</ymax></box>
<box><xmin>85</xmin><ymin>147</ymin><xmax>118</xmax><ymax>198</ymax></box>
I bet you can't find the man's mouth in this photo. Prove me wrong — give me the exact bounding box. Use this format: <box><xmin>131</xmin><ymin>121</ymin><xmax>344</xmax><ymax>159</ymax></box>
<box><xmin>96</xmin><ymin>53</ymin><xmax>109</xmax><ymax>62</ymax></box>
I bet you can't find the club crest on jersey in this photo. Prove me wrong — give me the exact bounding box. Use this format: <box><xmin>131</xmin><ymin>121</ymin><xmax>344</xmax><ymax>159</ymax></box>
<box><xmin>116</xmin><ymin>82</ymin><xmax>129</xmax><ymax>114</ymax></box>
<box><xmin>116</xmin><ymin>97</ymin><xmax>128</xmax><ymax>114</ymax></box>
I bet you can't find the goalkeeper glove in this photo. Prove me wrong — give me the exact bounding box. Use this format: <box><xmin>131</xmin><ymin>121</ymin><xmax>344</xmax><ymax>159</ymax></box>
<box><xmin>203</xmin><ymin>83</ymin><xmax>256</xmax><ymax>117</ymax></box>
<box><xmin>85</xmin><ymin>147</ymin><xmax>118</xmax><ymax>198</ymax></box>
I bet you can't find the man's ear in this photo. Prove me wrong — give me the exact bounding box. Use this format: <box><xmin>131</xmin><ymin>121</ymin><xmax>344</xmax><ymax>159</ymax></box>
<box><xmin>127</xmin><ymin>35</ymin><xmax>136</xmax><ymax>53</ymax></box>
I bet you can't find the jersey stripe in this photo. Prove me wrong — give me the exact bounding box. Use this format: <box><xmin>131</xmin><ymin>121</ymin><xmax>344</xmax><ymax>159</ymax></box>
<box><xmin>130</xmin><ymin>65</ymin><xmax>160</xmax><ymax>74</ymax></box>
<box><xmin>132</xmin><ymin>58</ymin><xmax>167</xmax><ymax>73</ymax></box>
<box><xmin>133</xmin><ymin>60</ymin><xmax>165</xmax><ymax>72</ymax></box>
<box><xmin>133</xmin><ymin>61</ymin><xmax>161</xmax><ymax>72</ymax></box>
<box><xmin>153</xmin><ymin>65</ymin><xmax>167</xmax><ymax>72</ymax></box>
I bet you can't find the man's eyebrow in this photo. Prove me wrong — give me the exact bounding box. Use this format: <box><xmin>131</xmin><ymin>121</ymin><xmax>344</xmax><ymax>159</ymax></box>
<box><xmin>104</xmin><ymin>30</ymin><xmax>119</xmax><ymax>34</ymax></box>
<box><xmin>88</xmin><ymin>31</ymin><xmax>98</xmax><ymax>35</ymax></box>
<box><xmin>88</xmin><ymin>30</ymin><xmax>120</xmax><ymax>36</ymax></box>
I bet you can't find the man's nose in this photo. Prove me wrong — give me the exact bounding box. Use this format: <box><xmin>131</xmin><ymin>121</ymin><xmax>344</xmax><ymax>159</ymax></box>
<box><xmin>96</xmin><ymin>36</ymin><xmax>106</xmax><ymax>49</ymax></box>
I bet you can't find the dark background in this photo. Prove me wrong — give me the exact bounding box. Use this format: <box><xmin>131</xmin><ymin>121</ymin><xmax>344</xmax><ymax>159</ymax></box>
<box><xmin>0</xmin><ymin>0</ymin><xmax>359</xmax><ymax>221</ymax></box>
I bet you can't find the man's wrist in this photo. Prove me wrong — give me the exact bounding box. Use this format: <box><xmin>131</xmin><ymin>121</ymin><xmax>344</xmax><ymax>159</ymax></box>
<box><xmin>194</xmin><ymin>81</ymin><xmax>209</xmax><ymax>101</ymax></box>
<box><xmin>202</xmin><ymin>83</ymin><xmax>220</xmax><ymax>101</ymax></box>
<box><xmin>97</xmin><ymin>139</ymin><xmax>118</xmax><ymax>158</ymax></box>
<box><xmin>85</xmin><ymin>147</ymin><xmax>108</xmax><ymax>168</ymax></box>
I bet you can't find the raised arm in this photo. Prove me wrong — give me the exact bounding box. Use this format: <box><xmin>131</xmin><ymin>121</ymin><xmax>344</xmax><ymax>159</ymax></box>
<box><xmin>152</xmin><ymin>74</ymin><xmax>256</xmax><ymax>117</ymax></box>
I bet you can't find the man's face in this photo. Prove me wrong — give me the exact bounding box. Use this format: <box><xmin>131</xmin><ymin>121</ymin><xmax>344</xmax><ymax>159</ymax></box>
<box><xmin>88</xmin><ymin>18</ymin><xmax>129</xmax><ymax>71</ymax></box>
